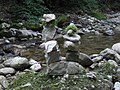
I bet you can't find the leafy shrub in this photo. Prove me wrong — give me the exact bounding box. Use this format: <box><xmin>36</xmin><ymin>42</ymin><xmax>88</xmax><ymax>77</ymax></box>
<box><xmin>56</xmin><ymin>15</ymin><xmax>69</xmax><ymax>27</ymax></box>
<box><xmin>90</xmin><ymin>10</ymin><xmax>107</xmax><ymax>20</ymax></box>
<box><xmin>12</xmin><ymin>0</ymin><xmax>49</xmax><ymax>23</ymax></box>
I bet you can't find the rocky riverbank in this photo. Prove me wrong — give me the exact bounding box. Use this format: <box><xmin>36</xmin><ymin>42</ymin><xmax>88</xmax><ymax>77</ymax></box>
<box><xmin>0</xmin><ymin>13</ymin><xmax>120</xmax><ymax>90</ymax></box>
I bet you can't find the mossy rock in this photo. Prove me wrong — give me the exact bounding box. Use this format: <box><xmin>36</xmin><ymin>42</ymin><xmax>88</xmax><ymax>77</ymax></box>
<box><xmin>65</xmin><ymin>25</ymin><xmax>78</xmax><ymax>33</ymax></box>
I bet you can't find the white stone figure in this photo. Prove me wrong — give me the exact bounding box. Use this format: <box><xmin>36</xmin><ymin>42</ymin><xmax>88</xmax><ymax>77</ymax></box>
<box><xmin>42</xmin><ymin>14</ymin><xmax>56</xmax><ymax>42</ymax></box>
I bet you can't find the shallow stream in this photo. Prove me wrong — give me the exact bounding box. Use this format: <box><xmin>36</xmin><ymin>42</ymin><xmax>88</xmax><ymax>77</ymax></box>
<box><xmin>21</xmin><ymin>33</ymin><xmax>120</xmax><ymax>63</ymax></box>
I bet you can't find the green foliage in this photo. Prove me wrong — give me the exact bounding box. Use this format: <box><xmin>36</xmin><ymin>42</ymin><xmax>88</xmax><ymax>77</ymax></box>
<box><xmin>97</xmin><ymin>61</ymin><xmax>116</xmax><ymax>75</ymax></box>
<box><xmin>12</xmin><ymin>0</ymin><xmax>49</xmax><ymax>23</ymax></box>
<box><xmin>23</xmin><ymin>22</ymin><xmax>43</xmax><ymax>31</ymax></box>
<box><xmin>56</xmin><ymin>15</ymin><xmax>69</xmax><ymax>27</ymax></box>
<box><xmin>90</xmin><ymin>10</ymin><xmax>107</xmax><ymax>20</ymax></box>
<box><xmin>65</xmin><ymin>25</ymin><xmax>78</xmax><ymax>33</ymax></box>
<box><xmin>81</xmin><ymin>0</ymin><xmax>99</xmax><ymax>12</ymax></box>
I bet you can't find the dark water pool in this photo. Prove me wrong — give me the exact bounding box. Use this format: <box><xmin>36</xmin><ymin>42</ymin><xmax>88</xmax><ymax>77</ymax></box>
<box><xmin>79</xmin><ymin>33</ymin><xmax>120</xmax><ymax>55</ymax></box>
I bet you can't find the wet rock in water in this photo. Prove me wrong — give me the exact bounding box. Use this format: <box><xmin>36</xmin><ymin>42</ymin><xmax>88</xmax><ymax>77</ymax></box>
<box><xmin>78</xmin><ymin>53</ymin><xmax>93</xmax><ymax>67</ymax></box>
<box><xmin>114</xmin><ymin>82</ymin><xmax>120</xmax><ymax>90</ymax></box>
<box><xmin>112</xmin><ymin>43</ymin><xmax>120</xmax><ymax>54</ymax></box>
<box><xmin>0</xmin><ymin>75</ymin><xmax>9</xmax><ymax>89</ymax></box>
<box><xmin>103</xmin><ymin>29</ymin><xmax>114</xmax><ymax>36</ymax></box>
<box><xmin>47</xmin><ymin>61</ymin><xmax>85</xmax><ymax>75</ymax></box>
<box><xmin>0</xmin><ymin>67</ymin><xmax>15</xmax><ymax>75</ymax></box>
<box><xmin>41</xmin><ymin>40</ymin><xmax>61</xmax><ymax>65</ymax></box>
<box><xmin>30</xmin><ymin>63</ymin><xmax>42</xmax><ymax>71</ymax></box>
<box><xmin>3</xmin><ymin>57</ymin><xmax>29</xmax><ymax>69</ymax></box>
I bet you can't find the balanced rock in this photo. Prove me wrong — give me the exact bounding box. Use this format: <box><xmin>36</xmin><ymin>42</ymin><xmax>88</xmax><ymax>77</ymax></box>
<box><xmin>40</xmin><ymin>40</ymin><xmax>60</xmax><ymax>65</ymax></box>
<box><xmin>78</xmin><ymin>53</ymin><xmax>93</xmax><ymax>67</ymax></box>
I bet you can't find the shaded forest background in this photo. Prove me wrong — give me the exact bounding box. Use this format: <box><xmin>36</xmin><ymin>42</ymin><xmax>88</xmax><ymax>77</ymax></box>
<box><xmin>0</xmin><ymin>0</ymin><xmax>120</xmax><ymax>23</ymax></box>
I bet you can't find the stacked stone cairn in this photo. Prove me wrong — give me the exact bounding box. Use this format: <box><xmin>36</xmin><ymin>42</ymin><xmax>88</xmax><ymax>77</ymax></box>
<box><xmin>41</xmin><ymin>18</ymin><xmax>94</xmax><ymax>76</ymax></box>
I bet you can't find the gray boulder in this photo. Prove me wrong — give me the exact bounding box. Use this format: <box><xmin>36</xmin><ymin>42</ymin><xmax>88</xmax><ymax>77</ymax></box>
<box><xmin>64</xmin><ymin>41</ymin><xmax>80</xmax><ymax>51</ymax></box>
<box><xmin>78</xmin><ymin>53</ymin><xmax>93</xmax><ymax>67</ymax></box>
<box><xmin>66</xmin><ymin>51</ymin><xmax>79</xmax><ymax>62</ymax></box>
<box><xmin>112</xmin><ymin>43</ymin><xmax>120</xmax><ymax>54</ymax></box>
<box><xmin>0</xmin><ymin>67</ymin><xmax>15</xmax><ymax>75</ymax></box>
<box><xmin>47</xmin><ymin>61</ymin><xmax>85</xmax><ymax>75</ymax></box>
<box><xmin>66</xmin><ymin>52</ymin><xmax>93</xmax><ymax>67</ymax></box>
<box><xmin>0</xmin><ymin>75</ymin><xmax>9</xmax><ymax>89</ymax></box>
<box><xmin>3</xmin><ymin>57</ymin><xmax>29</xmax><ymax>69</ymax></box>
<box><xmin>67</xmin><ymin>62</ymin><xmax>84</xmax><ymax>74</ymax></box>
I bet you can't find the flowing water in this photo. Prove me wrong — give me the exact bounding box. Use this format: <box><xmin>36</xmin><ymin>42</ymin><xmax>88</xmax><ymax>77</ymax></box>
<box><xmin>15</xmin><ymin>33</ymin><xmax>120</xmax><ymax>63</ymax></box>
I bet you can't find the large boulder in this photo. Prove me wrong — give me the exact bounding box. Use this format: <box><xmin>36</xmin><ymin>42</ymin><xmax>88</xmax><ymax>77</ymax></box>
<box><xmin>0</xmin><ymin>67</ymin><xmax>16</xmax><ymax>75</ymax></box>
<box><xmin>47</xmin><ymin>61</ymin><xmax>85</xmax><ymax>75</ymax></box>
<box><xmin>66</xmin><ymin>52</ymin><xmax>93</xmax><ymax>67</ymax></box>
<box><xmin>3</xmin><ymin>57</ymin><xmax>29</xmax><ymax>69</ymax></box>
